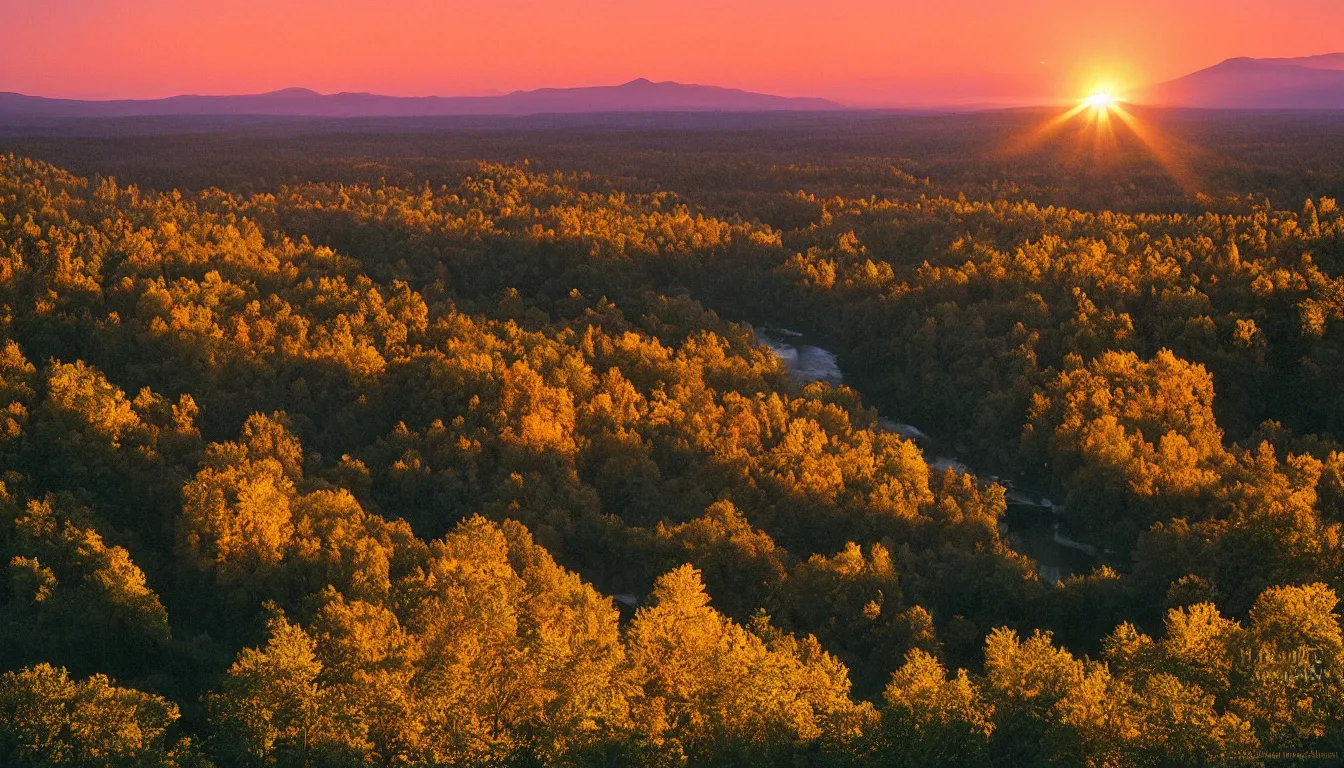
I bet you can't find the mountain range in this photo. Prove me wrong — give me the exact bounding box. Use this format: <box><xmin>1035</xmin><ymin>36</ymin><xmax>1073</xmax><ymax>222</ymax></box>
<box><xmin>0</xmin><ymin>80</ymin><xmax>844</xmax><ymax>120</ymax></box>
<box><xmin>5</xmin><ymin>54</ymin><xmax>1344</xmax><ymax>119</ymax></box>
<box><xmin>1134</xmin><ymin>53</ymin><xmax>1344</xmax><ymax>109</ymax></box>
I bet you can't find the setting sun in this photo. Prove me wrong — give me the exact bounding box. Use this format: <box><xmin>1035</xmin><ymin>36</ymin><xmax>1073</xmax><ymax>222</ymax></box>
<box><xmin>1083</xmin><ymin>92</ymin><xmax>1117</xmax><ymax>109</ymax></box>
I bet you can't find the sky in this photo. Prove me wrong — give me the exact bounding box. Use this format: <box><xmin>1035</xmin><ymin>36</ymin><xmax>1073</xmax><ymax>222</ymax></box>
<box><xmin>3</xmin><ymin>0</ymin><xmax>1343</xmax><ymax>106</ymax></box>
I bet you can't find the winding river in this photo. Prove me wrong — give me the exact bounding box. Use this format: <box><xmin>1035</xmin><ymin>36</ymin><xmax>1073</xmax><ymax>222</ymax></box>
<box><xmin>756</xmin><ymin>327</ymin><xmax>1101</xmax><ymax>584</ymax></box>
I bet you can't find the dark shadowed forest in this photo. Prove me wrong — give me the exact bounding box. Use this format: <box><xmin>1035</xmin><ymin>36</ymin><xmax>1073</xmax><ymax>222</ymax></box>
<box><xmin>1</xmin><ymin>109</ymin><xmax>1343</xmax><ymax>766</ymax></box>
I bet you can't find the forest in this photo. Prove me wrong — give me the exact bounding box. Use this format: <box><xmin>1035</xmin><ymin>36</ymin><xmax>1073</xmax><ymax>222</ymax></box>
<box><xmin>1</xmin><ymin>109</ymin><xmax>1343</xmax><ymax>766</ymax></box>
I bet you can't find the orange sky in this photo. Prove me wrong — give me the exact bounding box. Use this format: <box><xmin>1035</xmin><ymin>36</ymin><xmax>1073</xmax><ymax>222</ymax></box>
<box><xmin>4</xmin><ymin>0</ymin><xmax>1342</xmax><ymax>106</ymax></box>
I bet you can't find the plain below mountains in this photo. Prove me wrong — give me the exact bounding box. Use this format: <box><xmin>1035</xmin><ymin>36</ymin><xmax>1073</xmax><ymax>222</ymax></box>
<box><xmin>1135</xmin><ymin>53</ymin><xmax>1344</xmax><ymax>109</ymax></box>
<box><xmin>0</xmin><ymin>80</ymin><xmax>845</xmax><ymax>120</ymax></box>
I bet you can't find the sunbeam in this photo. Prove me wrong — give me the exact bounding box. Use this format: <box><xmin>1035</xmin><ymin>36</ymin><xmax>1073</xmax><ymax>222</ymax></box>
<box><xmin>1002</xmin><ymin>90</ymin><xmax>1202</xmax><ymax>194</ymax></box>
<box><xmin>1106</xmin><ymin>102</ymin><xmax>1201</xmax><ymax>194</ymax></box>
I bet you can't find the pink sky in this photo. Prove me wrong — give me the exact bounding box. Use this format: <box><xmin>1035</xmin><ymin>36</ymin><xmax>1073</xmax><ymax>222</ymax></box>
<box><xmin>4</xmin><ymin>0</ymin><xmax>1343</xmax><ymax>106</ymax></box>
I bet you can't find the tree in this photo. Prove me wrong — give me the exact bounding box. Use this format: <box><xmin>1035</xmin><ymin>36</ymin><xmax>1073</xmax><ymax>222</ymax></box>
<box><xmin>879</xmin><ymin>649</ymin><xmax>992</xmax><ymax>767</ymax></box>
<box><xmin>980</xmin><ymin>628</ymin><xmax>1085</xmax><ymax>765</ymax></box>
<box><xmin>1235</xmin><ymin>583</ymin><xmax>1344</xmax><ymax>750</ymax></box>
<box><xmin>1</xmin><ymin>493</ymin><xmax>170</xmax><ymax>677</ymax></box>
<box><xmin>179</xmin><ymin>454</ymin><xmax>295</xmax><ymax>585</ymax></box>
<box><xmin>625</xmin><ymin>565</ymin><xmax>873</xmax><ymax>764</ymax></box>
<box><xmin>208</xmin><ymin>611</ymin><xmax>366</xmax><ymax>767</ymax></box>
<box><xmin>0</xmin><ymin>663</ymin><xmax>194</xmax><ymax>768</ymax></box>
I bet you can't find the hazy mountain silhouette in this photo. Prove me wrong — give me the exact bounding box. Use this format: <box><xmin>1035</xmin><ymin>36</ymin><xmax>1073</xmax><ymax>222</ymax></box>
<box><xmin>0</xmin><ymin>80</ymin><xmax>844</xmax><ymax>120</ymax></box>
<box><xmin>1136</xmin><ymin>54</ymin><xmax>1344</xmax><ymax>109</ymax></box>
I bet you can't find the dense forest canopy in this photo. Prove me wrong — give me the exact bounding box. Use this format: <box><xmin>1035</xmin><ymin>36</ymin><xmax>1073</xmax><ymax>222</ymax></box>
<box><xmin>1</xmin><ymin>110</ymin><xmax>1343</xmax><ymax>765</ymax></box>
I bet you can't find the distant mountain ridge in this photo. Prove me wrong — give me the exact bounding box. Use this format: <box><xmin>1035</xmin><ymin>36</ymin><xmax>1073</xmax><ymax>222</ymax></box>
<box><xmin>0</xmin><ymin>80</ymin><xmax>845</xmax><ymax>120</ymax></box>
<box><xmin>1136</xmin><ymin>53</ymin><xmax>1344</xmax><ymax>109</ymax></box>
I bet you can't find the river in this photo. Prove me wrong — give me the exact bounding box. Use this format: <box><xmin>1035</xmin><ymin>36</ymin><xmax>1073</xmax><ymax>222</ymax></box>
<box><xmin>756</xmin><ymin>326</ymin><xmax>1101</xmax><ymax>584</ymax></box>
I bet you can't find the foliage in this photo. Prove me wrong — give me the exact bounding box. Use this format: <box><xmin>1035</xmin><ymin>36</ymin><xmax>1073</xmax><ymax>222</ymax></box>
<box><xmin>1</xmin><ymin>110</ymin><xmax>1343</xmax><ymax>764</ymax></box>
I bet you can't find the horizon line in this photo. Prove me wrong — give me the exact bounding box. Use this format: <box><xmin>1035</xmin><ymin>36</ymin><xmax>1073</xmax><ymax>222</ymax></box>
<box><xmin>0</xmin><ymin>80</ymin><xmax>1114</xmax><ymax>113</ymax></box>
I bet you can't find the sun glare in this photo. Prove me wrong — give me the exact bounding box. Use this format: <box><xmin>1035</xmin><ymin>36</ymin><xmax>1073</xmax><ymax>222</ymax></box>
<box><xmin>1005</xmin><ymin>85</ymin><xmax>1198</xmax><ymax>195</ymax></box>
<box><xmin>1083</xmin><ymin>92</ymin><xmax>1116</xmax><ymax>110</ymax></box>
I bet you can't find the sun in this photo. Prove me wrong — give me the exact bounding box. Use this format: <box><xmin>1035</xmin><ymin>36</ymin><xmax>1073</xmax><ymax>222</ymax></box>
<box><xmin>1083</xmin><ymin>92</ymin><xmax>1117</xmax><ymax>110</ymax></box>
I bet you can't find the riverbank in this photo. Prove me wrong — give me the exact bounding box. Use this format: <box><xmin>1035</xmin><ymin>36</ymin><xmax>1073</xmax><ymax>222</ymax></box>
<box><xmin>755</xmin><ymin>325</ymin><xmax>1104</xmax><ymax>583</ymax></box>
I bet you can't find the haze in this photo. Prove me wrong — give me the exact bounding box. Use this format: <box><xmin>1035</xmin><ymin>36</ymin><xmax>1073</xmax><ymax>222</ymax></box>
<box><xmin>4</xmin><ymin>0</ymin><xmax>1343</xmax><ymax>106</ymax></box>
